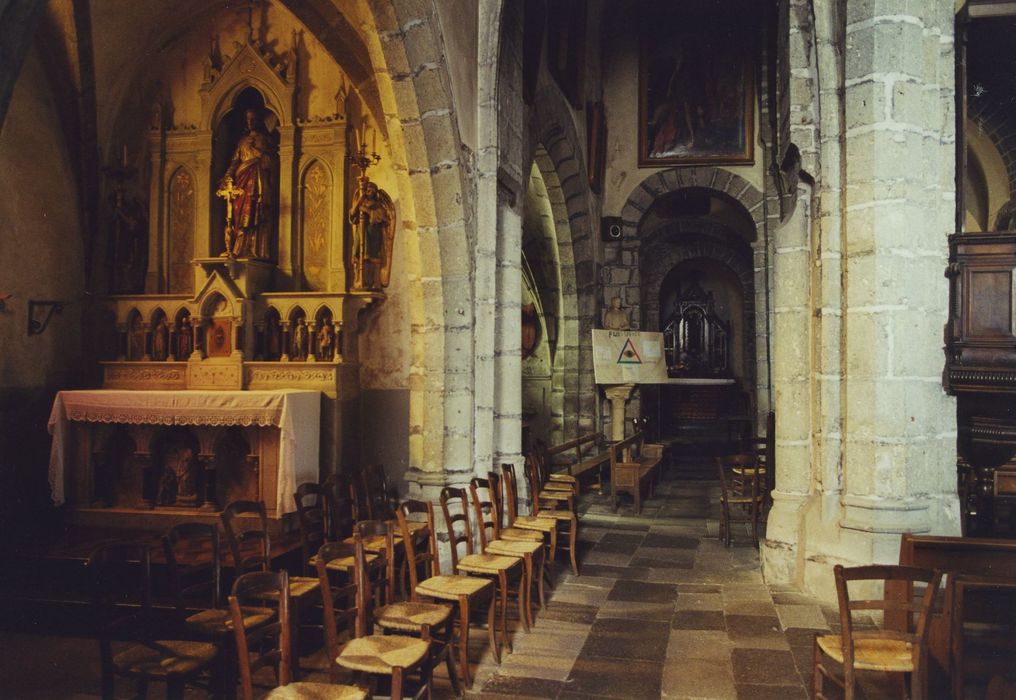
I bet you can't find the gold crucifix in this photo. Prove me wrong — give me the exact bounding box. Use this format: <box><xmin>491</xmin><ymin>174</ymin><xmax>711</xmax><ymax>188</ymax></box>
<box><xmin>216</xmin><ymin>176</ymin><xmax>244</xmax><ymax>257</ymax></box>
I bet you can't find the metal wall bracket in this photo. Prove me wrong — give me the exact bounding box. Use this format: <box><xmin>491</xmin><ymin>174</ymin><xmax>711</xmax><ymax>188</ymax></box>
<box><xmin>28</xmin><ymin>299</ymin><xmax>67</xmax><ymax>336</ymax></box>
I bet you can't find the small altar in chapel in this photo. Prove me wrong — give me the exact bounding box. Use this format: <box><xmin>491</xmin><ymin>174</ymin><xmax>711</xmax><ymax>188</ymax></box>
<box><xmin>56</xmin><ymin>10</ymin><xmax>403</xmax><ymax>531</ymax></box>
<box><xmin>49</xmin><ymin>390</ymin><xmax>318</xmax><ymax>532</ymax></box>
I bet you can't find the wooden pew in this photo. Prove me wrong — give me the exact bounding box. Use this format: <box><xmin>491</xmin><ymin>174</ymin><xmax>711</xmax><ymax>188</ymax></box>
<box><xmin>607</xmin><ymin>431</ymin><xmax>664</xmax><ymax>514</ymax></box>
<box><xmin>894</xmin><ymin>534</ymin><xmax>1016</xmax><ymax>697</ymax></box>
<box><xmin>546</xmin><ymin>432</ymin><xmax>611</xmax><ymax>493</ymax></box>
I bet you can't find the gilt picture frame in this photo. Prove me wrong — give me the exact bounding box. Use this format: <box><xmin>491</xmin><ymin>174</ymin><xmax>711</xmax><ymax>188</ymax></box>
<box><xmin>638</xmin><ymin>26</ymin><xmax>754</xmax><ymax>167</ymax></box>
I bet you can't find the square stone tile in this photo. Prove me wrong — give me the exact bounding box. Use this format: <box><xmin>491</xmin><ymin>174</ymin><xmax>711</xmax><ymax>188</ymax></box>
<box><xmin>578</xmin><ymin>617</ymin><xmax>670</xmax><ymax>662</ymax></box>
<box><xmin>549</xmin><ymin>582</ymin><xmax>612</xmax><ymax>608</ymax></box>
<box><xmin>782</xmin><ymin>627</ymin><xmax>825</xmax><ymax>649</ymax></box>
<box><xmin>540</xmin><ymin>602</ymin><xmax>598</xmax><ymax>625</ymax></box>
<box><xmin>608</xmin><ymin>579</ymin><xmax>679</xmax><ymax>603</ymax></box>
<box><xmin>666</xmin><ymin>629</ymin><xmax>732</xmax><ymax>661</ymax></box>
<box><xmin>776</xmin><ymin>604</ymin><xmax>829</xmax><ymax>631</ymax></box>
<box><xmin>730</xmin><ymin>648</ymin><xmax>800</xmax><ymax>686</ymax></box>
<box><xmin>596</xmin><ymin>532</ymin><xmax>646</xmax><ymax>553</ymax></box>
<box><xmin>580</xmin><ymin>563</ymin><xmax>653</xmax><ymax>581</ymax></box>
<box><xmin>642</xmin><ymin>532</ymin><xmax>700</xmax><ymax>549</ymax></box>
<box><xmin>631</xmin><ymin>555</ymin><xmax>694</xmax><ymax>570</ymax></box>
<box><xmin>563</xmin><ymin>656</ymin><xmax>663</xmax><ymax>699</ymax></box>
<box><xmin>678</xmin><ymin>583</ymin><xmax>723</xmax><ymax>594</ymax></box>
<box><xmin>596</xmin><ymin>599</ymin><xmax>677</xmax><ymax>621</ymax></box>
<box><xmin>583</xmin><ymin>551</ymin><xmax>634</xmax><ymax>567</ymax></box>
<box><xmin>608</xmin><ymin>522</ymin><xmax>652</xmax><ymax>532</ymax></box>
<box><xmin>672</xmin><ymin>609</ymin><xmax>727</xmax><ymax>631</ymax></box>
<box><xmin>735</xmin><ymin>683</ymin><xmax>808</xmax><ymax>699</ymax></box>
<box><xmin>661</xmin><ymin>656</ymin><xmax>737</xmax><ymax>699</ymax></box>
<box><xmin>726</xmin><ymin>614</ymin><xmax>789</xmax><ymax>649</ymax></box>
<box><xmin>675</xmin><ymin>592</ymin><xmax>725</xmax><ymax>611</ymax></box>
<box><xmin>724</xmin><ymin>600</ymin><xmax>778</xmax><ymax>616</ymax></box>
<box><xmin>480</xmin><ymin>674</ymin><xmax>564</xmax><ymax>697</ymax></box>
<box><xmin>722</xmin><ymin>585</ymin><xmax>773</xmax><ymax>602</ymax></box>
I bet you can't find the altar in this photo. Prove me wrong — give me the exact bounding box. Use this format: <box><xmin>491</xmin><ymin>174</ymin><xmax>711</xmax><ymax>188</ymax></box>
<box><xmin>48</xmin><ymin>389</ymin><xmax>319</xmax><ymax>529</ymax></box>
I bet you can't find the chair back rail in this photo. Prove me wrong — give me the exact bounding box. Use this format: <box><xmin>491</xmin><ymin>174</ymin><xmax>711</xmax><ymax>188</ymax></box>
<box><xmin>230</xmin><ymin>570</ymin><xmax>289</xmax><ymax>700</ymax></box>
<box><xmin>163</xmin><ymin>521</ymin><xmax>221</xmax><ymax>611</ymax></box>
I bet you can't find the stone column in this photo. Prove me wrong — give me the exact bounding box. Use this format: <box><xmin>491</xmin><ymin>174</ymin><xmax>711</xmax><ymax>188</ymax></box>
<box><xmin>189</xmin><ymin>317</ymin><xmax>203</xmax><ymax>360</ymax></box>
<box><xmin>832</xmin><ymin>0</ymin><xmax>959</xmax><ymax>575</ymax></box>
<box><xmin>766</xmin><ymin>0</ymin><xmax>960</xmax><ymax>598</ymax></box>
<box><xmin>603</xmin><ymin>384</ymin><xmax>636</xmax><ymax>442</ymax></box>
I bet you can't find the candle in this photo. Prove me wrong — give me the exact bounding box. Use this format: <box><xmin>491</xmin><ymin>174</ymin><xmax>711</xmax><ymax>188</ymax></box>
<box><xmin>371</xmin><ymin>127</ymin><xmax>376</xmax><ymax>153</ymax></box>
<box><xmin>121</xmin><ymin>145</ymin><xmax>127</xmax><ymax>167</ymax></box>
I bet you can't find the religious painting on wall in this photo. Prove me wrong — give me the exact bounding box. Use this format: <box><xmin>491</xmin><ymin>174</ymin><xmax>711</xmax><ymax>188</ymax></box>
<box><xmin>639</xmin><ymin>19</ymin><xmax>755</xmax><ymax>167</ymax></box>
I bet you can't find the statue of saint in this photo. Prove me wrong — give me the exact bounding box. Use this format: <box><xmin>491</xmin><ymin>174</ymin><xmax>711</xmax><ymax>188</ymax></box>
<box><xmin>178</xmin><ymin>316</ymin><xmax>193</xmax><ymax>359</ymax></box>
<box><xmin>293</xmin><ymin>319</ymin><xmax>308</xmax><ymax>361</ymax></box>
<box><xmin>603</xmin><ymin>296</ymin><xmax>630</xmax><ymax>330</ymax></box>
<box><xmin>218</xmin><ymin>108</ymin><xmax>276</xmax><ymax>259</ymax></box>
<box><xmin>348</xmin><ymin>176</ymin><xmax>396</xmax><ymax>290</ymax></box>
<box><xmin>152</xmin><ymin>318</ymin><xmax>169</xmax><ymax>361</ymax></box>
<box><xmin>317</xmin><ymin>320</ymin><xmax>335</xmax><ymax>361</ymax></box>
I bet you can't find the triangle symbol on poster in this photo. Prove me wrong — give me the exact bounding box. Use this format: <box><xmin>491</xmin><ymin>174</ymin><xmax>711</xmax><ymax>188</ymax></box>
<box><xmin>616</xmin><ymin>337</ymin><xmax>642</xmax><ymax>364</ymax></box>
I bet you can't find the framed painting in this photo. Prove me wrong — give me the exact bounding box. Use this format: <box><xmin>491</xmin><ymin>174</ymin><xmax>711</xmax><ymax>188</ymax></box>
<box><xmin>639</xmin><ymin>25</ymin><xmax>754</xmax><ymax>167</ymax></box>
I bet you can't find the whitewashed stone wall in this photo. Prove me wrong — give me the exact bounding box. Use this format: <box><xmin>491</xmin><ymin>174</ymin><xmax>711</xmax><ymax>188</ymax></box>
<box><xmin>763</xmin><ymin>0</ymin><xmax>960</xmax><ymax>599</ymax></box>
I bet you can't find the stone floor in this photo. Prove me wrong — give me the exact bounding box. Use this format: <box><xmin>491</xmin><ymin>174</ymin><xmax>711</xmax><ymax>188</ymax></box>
<box><xmin>0</xmin><ymin>475</ymin><xmax>864</xmax><ymax>699</ymax></box>
<box><xmin>464</xmin><ymin>477</ymin><xmax>826</xmax><ymax>700</ymax></box>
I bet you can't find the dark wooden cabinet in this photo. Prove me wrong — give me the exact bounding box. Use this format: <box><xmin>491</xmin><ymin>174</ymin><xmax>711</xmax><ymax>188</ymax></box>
<box><xmin>945</xmin><ymin>231</ymin><xmax>1016</xmax><ymax>535</ymax></box>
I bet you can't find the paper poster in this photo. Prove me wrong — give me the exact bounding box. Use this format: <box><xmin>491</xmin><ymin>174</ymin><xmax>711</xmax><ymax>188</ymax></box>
<box><xmin>592</xmin><ymin>329</ymin><xmax>668</xmax><ymax>384</ymax></box>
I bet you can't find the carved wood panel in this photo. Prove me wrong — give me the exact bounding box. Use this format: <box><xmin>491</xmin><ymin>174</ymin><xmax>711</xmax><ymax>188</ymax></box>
<box><xmin>301</xmin><ymin>161</ymin><xmax>330</xmax><ymax>291</ymax></box>
<box><xmin>168</xmin><ymin>168</ymin><xmax>195</xmax><ymax>293</ymax></box>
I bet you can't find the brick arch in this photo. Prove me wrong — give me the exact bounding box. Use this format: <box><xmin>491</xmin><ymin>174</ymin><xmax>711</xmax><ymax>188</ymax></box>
<box><xmin>525</xmin><ymin>86</ymin><xmax>599</xmax><ymax>436</ymax></box>
<box><xmin>619</xmin><ymin>167</ymin><xmax>765</xmax><ymax>239</ymax></box>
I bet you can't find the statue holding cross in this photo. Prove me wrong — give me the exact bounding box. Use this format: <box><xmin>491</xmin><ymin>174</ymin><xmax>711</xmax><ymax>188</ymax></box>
<box><xmin>215</xmin><ymin>176</ymin><xmax>244</xmax><ymax>257</ymax></box>
<box><xmin>216</xmin><ymin>107</ymin><xmax>277</xmax><ymax>259</ymax></box>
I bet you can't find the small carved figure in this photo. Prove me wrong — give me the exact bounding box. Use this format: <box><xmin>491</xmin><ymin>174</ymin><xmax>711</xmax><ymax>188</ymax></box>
<box><xmin>178</xmin><ymin>316</ymin><xmax>193</xmax><ymax>358</ymax></box>
<box><xmin>157</xmin><ymin>444</ymin><xmax>198</xmax><ymax>506</ymax></box>
<box><xmin>603</xmin><ymin>296</ymin><xmax>630</xmax><ymax>330</ymax></box>
<box><xmin>217</xmin><ymin>108</ymin><xmax>277</xmax><ymax>259</ymax></box>
<box><xmin>318</xmin><ymin>319</ymin><xmax>335</xmax><ymax>361</ymax></box>
<box><xmin>348</xmin><ymin>176</ymin><xmax>396</xmax><ymax>290</ymax></box>
<box><xmin>293</xmin><ymin>319</ymin><xmax>308</xmax><ymax>360</ymax></box>
<box><xmin>152</xmin><ymin>318</ymin><xmax>169</xmax><ymax>361</ymax></box>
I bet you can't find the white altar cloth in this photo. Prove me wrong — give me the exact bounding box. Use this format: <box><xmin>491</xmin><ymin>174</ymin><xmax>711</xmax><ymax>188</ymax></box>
<box><xmin>48</xmin><ymin>389</ymin><xmax>320</xmax><ymax>515</ymax></box>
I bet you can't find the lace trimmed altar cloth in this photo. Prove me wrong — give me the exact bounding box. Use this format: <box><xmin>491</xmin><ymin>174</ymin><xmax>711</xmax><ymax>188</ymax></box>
<box><xmin>48</xmin><ymin>389</ymin><xmax>320</xmax><ymax>514</ymax></box>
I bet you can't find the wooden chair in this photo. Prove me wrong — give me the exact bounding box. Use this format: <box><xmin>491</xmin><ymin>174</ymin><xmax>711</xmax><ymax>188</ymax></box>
<box><xmin>88</xmin><ymin>541</ymin><xmax>218</xmax><ymax>700</ymax></box>
<box><xmin>440</xmin><ymin>486</ymin><xmax>528</xmax><ymax>648</ymax></box>
<box><xmin>321</xmin><ymin>473</ymin><xmax>356</xmax><ymax>541</ymax></box>
<box><xmin>470</xmin><ymin>474</ymin><xmax>546</xmax><ymax>615</ymax></box>
<box><xmin>361</xmin><ymin>464</ymin><xmax>396</xmax><ymax>520</ymax></box>
<box><xmin>517</xmin><ymin>462</ymin><xmax>580</xmax><ymax>576</ymax></box>
<box><xmin>813</xmin><ymin>564</ymin><xmax>943</xmax><ymax>700</ymax></box>
<box><xmin>229</xmin><ymin>570</ymin><xmax>366</xmax><ymax>700</ymax></box>
<box><xmin>715</xmin><ymin>454</ymin><xmax>764</xmax><ymax>547</ymax></box>
<box><xmin>220</xmin><ymin>500</ymin><xmax>320</xmax><ymax>677</ymax></box>
<box><xmin>318</xmin><ymin>540</ymin><xmax>435</xmax><ymax>700</ymax></box>
<box><xmin>498</xmin><ymin>464</ymin><xmax>562</xmax><ymax>576</ymax></box>
<box><xmin>295</xmin><ymin>482</ymin><xmax>329</xmax><ymax>576</ymax></box>
<box><xmin>341</xmin><ymin>524</ymin><xmax>462</xmax><ymax>697</ymax></box>
<box><xmin>532</xmin><ymin>440</ymin><xmax>579</xmax><ymax>495</ymax></box>
<box><xmin>163</xmin><ymin>522</ymin><xmax>273</xmax><ymax>697</ymax></box>
<box><xmin>397</xmin><ymin>499</ymin><xmax>498</xmax><ymax>689</ymax></box>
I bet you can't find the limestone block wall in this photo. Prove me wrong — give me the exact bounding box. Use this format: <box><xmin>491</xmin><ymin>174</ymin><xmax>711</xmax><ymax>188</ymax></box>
<box><xmin>763</xmin><ymin>0</ymin><xmax>961</xmax><ymax>600</ymax></box>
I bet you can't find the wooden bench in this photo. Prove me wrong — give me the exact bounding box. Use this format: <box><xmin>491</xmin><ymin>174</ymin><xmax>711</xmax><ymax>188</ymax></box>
<box><xmin>607</xmin><ymin>431</ymin><xmax>664</xmax><ymax>514</ymax></box>
<box><xmin>545</xmin><ymin>432</ymin><xmax>612</xmax><ymax>493</ymax></box>
<box><xmin>893</xmin><ymin>534</ymin><xmax>1016</xmax><ymax>695</ymax></box>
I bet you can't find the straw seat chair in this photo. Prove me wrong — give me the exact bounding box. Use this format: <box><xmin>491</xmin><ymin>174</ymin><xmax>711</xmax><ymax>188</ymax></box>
<box><xmin>440</xmin><ymin>486</ymin><xmax>528</xmax><ymax>648</ymax></box>
<box><xmin>88</xmin><ymin>542</ymin><xmax>218</xmax><ymax>700</ymax></box>
<box><xmin>397</xmin><ymin>499</ymin><xmax>498</xmax><ymax>689</ymax></box>
<box><xmin>229</xmin><ymin>570</ymin><xmax>367</xmax><ymax>700</ymax></box>
<box><xmin>715</xmin><ymin>454</ymin><xmax>764</xmax><ymax>547</ymax></box>
<box><xmin>813</xmin><ymin>564</ymin><xmax>943</xmax><ymax>700</ymax></box>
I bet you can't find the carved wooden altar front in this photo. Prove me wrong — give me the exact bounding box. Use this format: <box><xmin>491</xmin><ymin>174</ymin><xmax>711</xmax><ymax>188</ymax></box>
<box><xmin>49</xmin><ymin>390</ymin><xmax>319</xmax><ymax>531</ymax></box>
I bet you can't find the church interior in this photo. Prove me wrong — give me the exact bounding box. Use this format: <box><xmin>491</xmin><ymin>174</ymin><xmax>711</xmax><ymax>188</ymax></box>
<box><xmin>0</xmin><ymin>0</ymin><xmax>1015</xmax><ymax>697</ymax></box>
